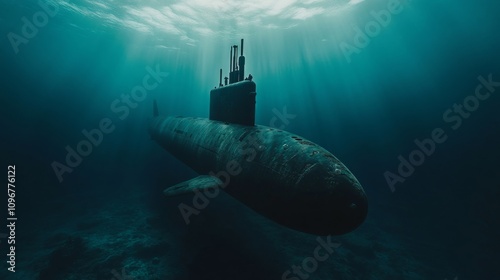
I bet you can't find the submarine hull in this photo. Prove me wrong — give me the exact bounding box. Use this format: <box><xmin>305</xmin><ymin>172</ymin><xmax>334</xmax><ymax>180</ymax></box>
<box><xmin>149</xmin><ymin>115</ymin><xmax>368</xmax><ymax>235</ymax></box>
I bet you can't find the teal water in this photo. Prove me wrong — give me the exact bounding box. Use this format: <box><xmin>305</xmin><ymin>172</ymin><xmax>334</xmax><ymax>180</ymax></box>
<box><xmin>1</xmin><ymin>0</ymin><xmax>499</xmax><ymax>279</ymax></box>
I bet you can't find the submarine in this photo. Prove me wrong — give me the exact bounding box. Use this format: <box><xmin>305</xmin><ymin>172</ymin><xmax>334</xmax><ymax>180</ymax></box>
<box><xmin>149</xmin><ymin>39</ymin><xmax>368</xmax><ymax>235</ymax></box>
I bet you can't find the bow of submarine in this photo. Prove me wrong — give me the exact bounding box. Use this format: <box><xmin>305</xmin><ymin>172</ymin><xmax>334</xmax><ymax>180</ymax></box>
<box><xmin>207</xmin><ymin>126</ymin><xmax>369</xmax><ymax>236</ymax></box>
<box><xmin>249</xmin><ymin>150</ymin><xmax>368</xmax><ymax>236</ymax></box>
<box><xmin>292</xmin><ymin>165</ymin><xmax>368</xmax><ymax>236</ymax></box>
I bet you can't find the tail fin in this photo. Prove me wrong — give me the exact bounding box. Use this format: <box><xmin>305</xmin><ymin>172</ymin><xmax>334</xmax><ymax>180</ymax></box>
<box><xmin>153</xmin><ymin>100</ymin><xmax>159</xmax><ymax>117</ymax></box>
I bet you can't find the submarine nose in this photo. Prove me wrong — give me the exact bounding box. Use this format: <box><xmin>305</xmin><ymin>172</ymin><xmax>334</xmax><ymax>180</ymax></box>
<box><xmin>294</xmin><ymin>164</ymin><xmax>368</xmax><ymax>235</ymax></box>
<box><xmin>326</xmin><ymin>174</ymin><xmax>368</xmax><ymax>235</ymax></box>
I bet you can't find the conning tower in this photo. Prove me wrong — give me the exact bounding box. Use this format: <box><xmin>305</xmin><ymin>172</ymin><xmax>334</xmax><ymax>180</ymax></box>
<box><xmin>209</xmin><ymin>39</ymin><xmax>256</xmax><ymax>126</ymax></box>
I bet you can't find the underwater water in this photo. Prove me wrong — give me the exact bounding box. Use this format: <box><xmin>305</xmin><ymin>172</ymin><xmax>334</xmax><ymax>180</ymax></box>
<box><xmin>1</xmin><ymin>0</ymin><xmax>500</xmax><ymax>279</ymax></box>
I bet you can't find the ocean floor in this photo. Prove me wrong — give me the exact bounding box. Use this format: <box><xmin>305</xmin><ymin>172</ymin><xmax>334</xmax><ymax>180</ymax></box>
<box><xmin>0</xmin><ymin>187</ymin><xmax>457</xmax><ymax>280</ymax></box>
